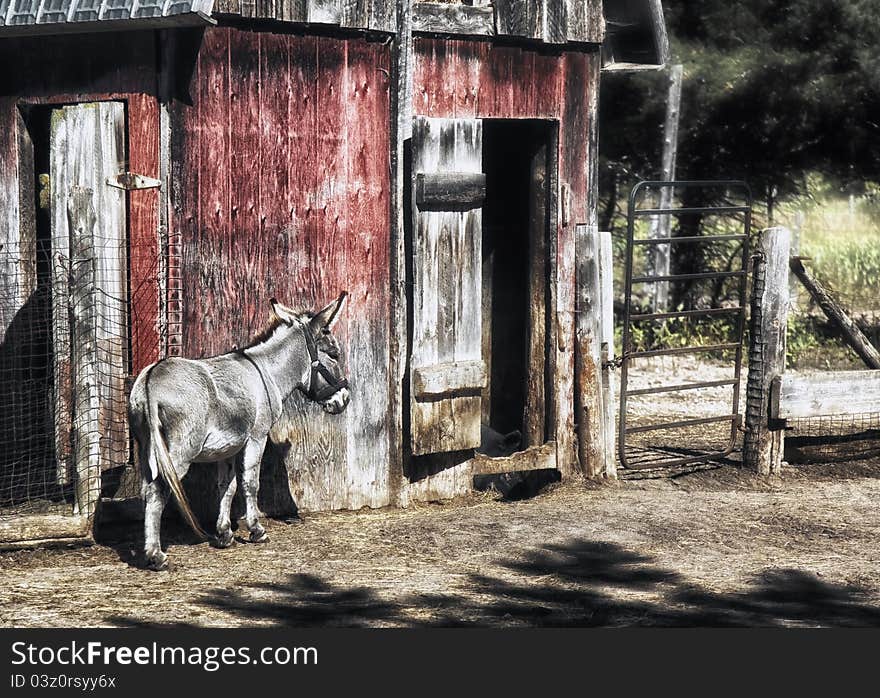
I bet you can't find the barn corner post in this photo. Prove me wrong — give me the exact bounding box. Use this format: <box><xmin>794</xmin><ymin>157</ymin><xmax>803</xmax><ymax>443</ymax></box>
<box><xmin>743</xmin><ymin>226</ymin><xmax>791</xmax><ymax>475</ymax></box>
<box><xmin>389</xmin><ymin>0</ymin><xmax>414</xmax><ymax>506</ymax></box>
<box><xmin>575</xmin><ymin>225</ymin><xmax>616</xmax><ymax>479</ymax></box>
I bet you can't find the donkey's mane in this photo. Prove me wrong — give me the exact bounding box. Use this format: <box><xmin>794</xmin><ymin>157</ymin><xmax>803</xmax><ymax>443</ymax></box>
<box><xmin>238</xmin><ymin>310</ymin><xmax>314</xmax><ymax>351</ymax></box>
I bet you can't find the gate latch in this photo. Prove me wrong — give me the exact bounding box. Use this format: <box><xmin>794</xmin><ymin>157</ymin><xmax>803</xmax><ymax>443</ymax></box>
<box><xmin>106</xmin><ymin>172</ymin><xmax>161</xmax><ymax>191</ymax></box>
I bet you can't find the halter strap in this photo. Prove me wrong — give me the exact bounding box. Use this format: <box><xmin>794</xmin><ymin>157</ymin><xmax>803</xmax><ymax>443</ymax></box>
<box><xmin>238</xmin><ymin>350</ymin><xmax>283</xmax><ymax>422</ymax></box>
<box><xmin>300</xmin><ymin>322</ymin><xmax>349</xmax><ymax>402</ymax></box>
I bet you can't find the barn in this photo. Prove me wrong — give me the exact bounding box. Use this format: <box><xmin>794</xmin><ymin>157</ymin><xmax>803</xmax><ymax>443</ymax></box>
<box><xmin>0</xmin><ymin>0</ymin><xmax>667</xmax><ymax>548</ymax></box>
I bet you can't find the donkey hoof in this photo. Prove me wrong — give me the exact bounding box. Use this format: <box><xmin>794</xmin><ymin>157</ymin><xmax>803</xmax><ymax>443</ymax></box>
<box><xmin>213</xmin><ymin>531</ymin><xmax>235</xmax><ymax>549</ymax></box>
<box><xmin>146</xmin><ymin>552</ymin><xmax>168</xmax><ymax>571</ymax></box>
<box><xmin>249</xmin><ymin>528</ymin><xmax>269</xmax><ymax>544</ymax></box>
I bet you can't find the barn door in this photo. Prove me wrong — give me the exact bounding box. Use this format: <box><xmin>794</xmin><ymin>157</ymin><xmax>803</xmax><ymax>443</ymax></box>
<box><xmin>410</xmin><ymin>116</ymin><xmax>486</xmax><ymax>456</ymax></box>
<box><xmin>50</xmin><ymin>102</ymin><xmax>129</xmax><ymax>504</ymax></box>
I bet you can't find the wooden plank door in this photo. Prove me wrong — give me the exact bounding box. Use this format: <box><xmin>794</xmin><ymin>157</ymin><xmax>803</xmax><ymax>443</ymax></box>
<box><xmin>50</xmin><ymin>102</ymin><xmax>129</xmax><ymax>501</ymax></box>
<box><xmin>410</xmin><ymin>116</ymin><xmax>486</xmax><ymax>456</ymax></box>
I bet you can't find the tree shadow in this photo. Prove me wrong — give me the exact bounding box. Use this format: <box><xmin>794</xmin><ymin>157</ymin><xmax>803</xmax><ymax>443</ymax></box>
<box><xmin>105</xmin><ymin>538</ymin><xmax>880</xmax><ymax>627</ymax></box>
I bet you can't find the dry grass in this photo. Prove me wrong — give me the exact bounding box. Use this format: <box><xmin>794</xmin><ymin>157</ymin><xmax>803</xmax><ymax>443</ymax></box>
<box><xmin>2</xmin><ymin>459</ymin><xmax>880</xmax><ymax>627</ymax></box>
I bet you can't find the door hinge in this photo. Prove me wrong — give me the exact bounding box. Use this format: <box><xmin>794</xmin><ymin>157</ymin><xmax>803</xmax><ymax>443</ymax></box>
<box><xmin>106</xmin><ymin>172</ymin><xmax>161</xmax><ymax>191</ymax></box>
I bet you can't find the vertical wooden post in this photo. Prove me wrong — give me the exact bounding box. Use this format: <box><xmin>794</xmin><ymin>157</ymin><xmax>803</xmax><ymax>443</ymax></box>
<box><xmin>597</xmin><ymin>231</ymin><xmax>617</xmax><ymax>479</ymax></box>
<box><xmin>743</xmin><ymin>226</ymin><xmax>791</xmax><ymax>475</ymax></box>
<box><xmin>389</xmin><ymin>0</ymin><xmax>413</xmax><ymax>504</ymax></box>
<box><xmin>576</xmin><ymin>225</ymin><xmax>615</xmax><ymax>478</ymax></box>
<box><xmin>648</xmin><ymin>64</ymin><xmax>682</xmax><ymax>312</ymax></box>
<box><xmin>68</xmin><ymin>188</ymin><xmax>101</xmax><ymax>519</ymax></box>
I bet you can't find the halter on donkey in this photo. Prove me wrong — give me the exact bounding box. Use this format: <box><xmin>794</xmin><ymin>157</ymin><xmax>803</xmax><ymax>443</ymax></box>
<box><xmin>128</xmin><ymin>294</ymin><xmax>350</xmax><ymax>571</ymax></box>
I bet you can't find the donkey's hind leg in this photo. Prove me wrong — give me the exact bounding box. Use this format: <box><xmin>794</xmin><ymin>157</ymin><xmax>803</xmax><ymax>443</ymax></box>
<box><xmin>241</xmin><ymin>436</ymin><xmax>268</xmax><ymax>543</ymax></box>
<box><xmin>143</xmin><ymin>477</ymin><xmax>170</xmax><ymax>571</ymax></box>
<box><xmin>214</xmin><ymin>458</ymin><xmax>237</xmax><ymax>548</ymax></box>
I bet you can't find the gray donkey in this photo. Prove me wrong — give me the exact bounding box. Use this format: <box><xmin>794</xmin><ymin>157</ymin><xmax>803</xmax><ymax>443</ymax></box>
<box><xmin>128</xmin><ymin>293</ymin><xmax>350</xmax><ymax>570</ymax></box>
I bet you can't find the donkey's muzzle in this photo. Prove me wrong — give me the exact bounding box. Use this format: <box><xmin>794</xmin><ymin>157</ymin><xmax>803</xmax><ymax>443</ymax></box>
<box><xmin>322</xmin><ymin>387</ymin><xmax>350</xmax><ymax>414</ymax></box>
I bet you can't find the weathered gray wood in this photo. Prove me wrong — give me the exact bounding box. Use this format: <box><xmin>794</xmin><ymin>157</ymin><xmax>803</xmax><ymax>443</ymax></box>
<box><xmin>67</xmin><ymin>187</ymin><xmax>102</xmax><ymax>519</ymax></box>
<box><xmin>416</xmin><ymin>172</ymin><xmax>486</xmax><ymax>209</ymax></box>
<box><xmin>597</xmin><ymin>230</ymin><xmax>617</xmax><ymax>478</ymax></box>
<box><xmin>0</xmin><ymin>514</ymin><xmax>91</xmax><ymax>548</ymax></box>
<box><xmin>51</xmin><ymin>103</ymin><xmax>129</xmax><ymax>519</ymax></box>
<box><xmin>566</xmin><ymin>0</ymin><xmax>603</xmax><ymax>43</ymax></box>
<box><xmin>61</xmin><ymin>103</ymin><xmax>129</xmax><ymax>477</ymax></box>
<box><xmin>602</xmin><ymin>0</ymin><xmax>667</xmax><ymax>70</ymax></box>
<box><xmin>524</xmin><ymin>141</ymin><xmax>548</xmax><ymax>448</ymax></box>
<box><xmin>471</xmin><ymin>441</ymin><xmax>556</xmax><ymax>476</ymax></box>
<box><xmin>412</xmin><ymin>2</ymin><xmax>494</xmax><ymax>36</ymax></box>
<box><xmin>772</xmin><ymin>370</ymin><xmax>880</xmax><ymax>420</ymax></box>
<box><xmin>49</xmin><ymin>107</ymin><xmax>74</xmax><ymax>486</ymax></box>
<box><xmin>743</xmin><ymin>227</ymin><xmax>791</xmax><ymax>475</ymax></box>
<box><xmin>648</xmin><ymin>64</ymin><xmax>682</xmax><ymax>312</ymax></box>
<box><xmin>575</xmin><ymin>225</ymin><xmax>613</xmax><ymax>478</ymax></box>
<box><xmin>410</xmin><ymin>116</ymin><xmax>484</xmax><ymax>456</ymax></box>
<box><xmin>388</xmin><ymin>0</ymin><xmax>412</xmax><ymax>504</ymax></box>
<box><xmin>790</xmin><ymin>257</ymin><xmax>880</xmax><ymax>370</ymax></box>
<box><xmin>494</xmin><ymin>0</ymin><xmax>541</xmax><ymax>40</ymax></box>
<box><xmin>543</xmin><ymin>0</ymin><xmax>567</xmax><ymax>43</ymax></box>
<box><xmin>413</xmin><ymin>360</ymin><xmax>487</xmax><ymax>398</ymax></box>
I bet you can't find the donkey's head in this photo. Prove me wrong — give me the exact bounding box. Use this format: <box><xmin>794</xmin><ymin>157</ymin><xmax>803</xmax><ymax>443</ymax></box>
<box><xmin>271</xmin><ymin>293</ymin><xmax>351</xmax><ymax>414</ymax></box>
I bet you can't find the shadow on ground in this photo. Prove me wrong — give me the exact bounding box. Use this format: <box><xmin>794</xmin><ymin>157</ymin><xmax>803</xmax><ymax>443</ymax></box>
<box><xmin>107</xmin><ymin>538</ymin><xmax>880</xmax><ymax>627</ymax></box>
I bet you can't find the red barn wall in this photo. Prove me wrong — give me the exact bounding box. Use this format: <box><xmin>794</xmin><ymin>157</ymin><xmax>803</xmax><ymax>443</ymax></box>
<box><xmin>411</xmin><ymin>37</ymin><xmax>601</xmax><ymax>486</ymax></box>
<box><xmin>172</xmin><ymin>27</ymin><xmax>393</xmax><ymax>512</ymax></box>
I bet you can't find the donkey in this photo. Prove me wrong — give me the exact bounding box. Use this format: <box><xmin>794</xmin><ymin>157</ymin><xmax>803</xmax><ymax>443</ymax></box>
<box><xmin>128</xmin><ymin>294</ymin><xmax>350</xmax><ymax>570</ymax></box>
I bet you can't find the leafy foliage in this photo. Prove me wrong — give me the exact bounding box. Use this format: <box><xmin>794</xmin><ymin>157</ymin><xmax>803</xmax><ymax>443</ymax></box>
<box><xmin>601</xmin><ymin>1</ymin><xmax>880</xmax><ymax>204</ymax></box>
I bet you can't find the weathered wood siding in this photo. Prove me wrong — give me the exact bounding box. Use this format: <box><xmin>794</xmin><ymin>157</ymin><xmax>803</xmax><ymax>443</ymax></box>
<box><xmin>0</xmin><ymin>33</ymin><xmax>161</xmax><ymax>508</ymax></box>
<box><xmin>0</xmin><ymin>33</ymin><xmax>162</xmax><ymax>380</ymax></box>
<box><xmin>410</xmin><ymin>37</ymin><xmax>601</xmax><ymax>496</ymax></box>
<box><xmin>172</xmin><ymin>27</ymin><xmax>392</xmax><ymax>512</ymax></box>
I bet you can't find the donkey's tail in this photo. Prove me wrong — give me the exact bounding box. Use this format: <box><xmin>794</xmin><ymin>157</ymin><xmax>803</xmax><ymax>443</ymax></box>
<box><xmin>146</xmin><ymin>383</ymin><xmax>208</xmax><ymax>540</ymax></box>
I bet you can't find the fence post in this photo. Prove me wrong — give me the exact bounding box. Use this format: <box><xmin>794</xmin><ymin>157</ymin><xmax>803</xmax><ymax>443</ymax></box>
<box><xmin>744</xmin><ymin>226</ymin><xmax>791</xmax><ymax>475</ymax></box>
<box><xmin>576</xmin><ymin>226</ymin><xmax>616</xmax><ymax>478</ymax></box>
<box><xmin>68</xmin><ymin>188</ymin><xmax>102</xmax><ymax>520</ymax></box>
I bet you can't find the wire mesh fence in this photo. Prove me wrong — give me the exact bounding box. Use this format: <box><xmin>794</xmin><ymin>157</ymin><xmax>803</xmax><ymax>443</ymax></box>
<box><xmin>0</xmin><ymin>184</ymin><xmax>128</xmax><ymax>528</ymax></box>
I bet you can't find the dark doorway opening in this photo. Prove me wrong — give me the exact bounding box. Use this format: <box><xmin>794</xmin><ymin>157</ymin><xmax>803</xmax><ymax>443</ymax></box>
<box><xmin>481</xmin><ymin>120</ymin><xmax>555</xmax><ymax>451</ymax></box>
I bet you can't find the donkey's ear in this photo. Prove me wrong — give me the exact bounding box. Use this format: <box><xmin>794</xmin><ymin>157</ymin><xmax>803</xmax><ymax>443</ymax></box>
<box><xmin>310</xmin><ymin>292</ymin><xmax>348</xmax><ymax>330</ymax></box>
<box><xmin>270</xmin><ymin>298</ymin><xmax>297</xmax><ymax>326</ymax></box>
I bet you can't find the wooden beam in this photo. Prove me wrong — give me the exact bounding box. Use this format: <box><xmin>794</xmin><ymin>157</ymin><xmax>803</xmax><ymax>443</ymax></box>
<box><xmin>597</xmin><ymin>230</ymin><xmax>617</xmax><ymax>479</ymax></box>
<box><xmin>413</xmin><ymin>360</ymin><xmax>487</xmax><ymax>398</ymax></box>
<box><xmin>0</xmin><ymin>514</ymin><xmax>91</xmax><ymax>547</ymax></box>
<box><xmin>772</xmin><ymin>370</ymin><xmax>880</xmax><ymax>420</ymax></box>
<box><xmin>68</xmin><ymin>187</ymin><xmax>102</xmax><ymax>519</ymax></box>
<box><xmin>790</xmin><ymin>257</ymin><xmax>880</xmax><ymax>370</ymax></box>
<box><xmin>575</xmin><ymin>225</ymin><xmax>615</xmax><ymax>478</ymax></box>
<box><xmin>415</xmin><ymin>172</ymin><xmax>486</xmax><ymax>209</ymax></box>
<box><xmin>743</xmin><ymin>227</ymin><xmax>791</xmax><ymax>475</ymax></box>
<box><xmin>412</xmin><ymin>2</ymin><xmax>495</xmax><ymax>37</ymax></box>
<box><xmin>388</xmin><ymin>0</ymin><xmax>412</xmax><ymax>504</ymax></box>
<box><xmin>471</xmin><ymin>442</ymin><xmax>556</xmax><ymax>475</ymax></box>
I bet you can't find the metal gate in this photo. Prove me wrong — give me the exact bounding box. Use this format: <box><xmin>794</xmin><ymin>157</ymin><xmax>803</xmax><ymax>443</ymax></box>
<box><xmin>618</xmin><ymin>181</ymin><xmax>752</xmax><ymax>472</ymax></box>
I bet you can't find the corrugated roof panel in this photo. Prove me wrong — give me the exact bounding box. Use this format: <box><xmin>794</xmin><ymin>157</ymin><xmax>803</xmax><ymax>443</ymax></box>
<box><xmin>0</xmin><ymin>0</ymin><xmax>213</xmax><ymax>34</ymax></box>
<box><xmin>7</xmin><ymin>0</ymin><xmax>40</xmax><ymax>25</ymax></box>
<box><xmin>36</xmin><ymin>0</ymin><xmax>74</xmax><ymax>23</ymax></box>
<box><xmin>101</xmin><ymin>0</ymin><xmax>135</xmax><ymax>20</ymax></box>
<box><xmin>68</xmin><ymin>0</ymin><xmax>99</xmax><ymax>21</ymax></box>
<box><xmin>131</xmin><ymin>0</ymin><xmax>164</xmax><ymax>18</ymax></box>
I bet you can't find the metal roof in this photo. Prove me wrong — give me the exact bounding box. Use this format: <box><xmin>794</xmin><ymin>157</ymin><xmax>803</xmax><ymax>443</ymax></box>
<box><xmin>0</xmin><ymin>0</ymin><xmax>215</xmax><ymax>36</ymax></box>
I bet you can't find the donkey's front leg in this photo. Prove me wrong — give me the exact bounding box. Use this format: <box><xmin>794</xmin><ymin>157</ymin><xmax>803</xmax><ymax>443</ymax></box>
<box><xmin>214</xmin><ymin>458</ymin><xmax>237</xmax><ymax>548</ymax></box>
<box><xmin>241</xmin><ymin>437</ymin><xmax>268</xmax><ymax>543</ymax></box>
<box><xmin>143</xmin><ymin>478</ymin><xmax>170</xmax><ymax>571</ymax></box>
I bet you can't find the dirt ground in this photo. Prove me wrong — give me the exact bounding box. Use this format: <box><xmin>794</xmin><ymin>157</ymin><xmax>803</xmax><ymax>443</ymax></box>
<box><xmin>2</xmin><ymin>458</ymin><xmax>880</xmax><ymax>628</ymax></box>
